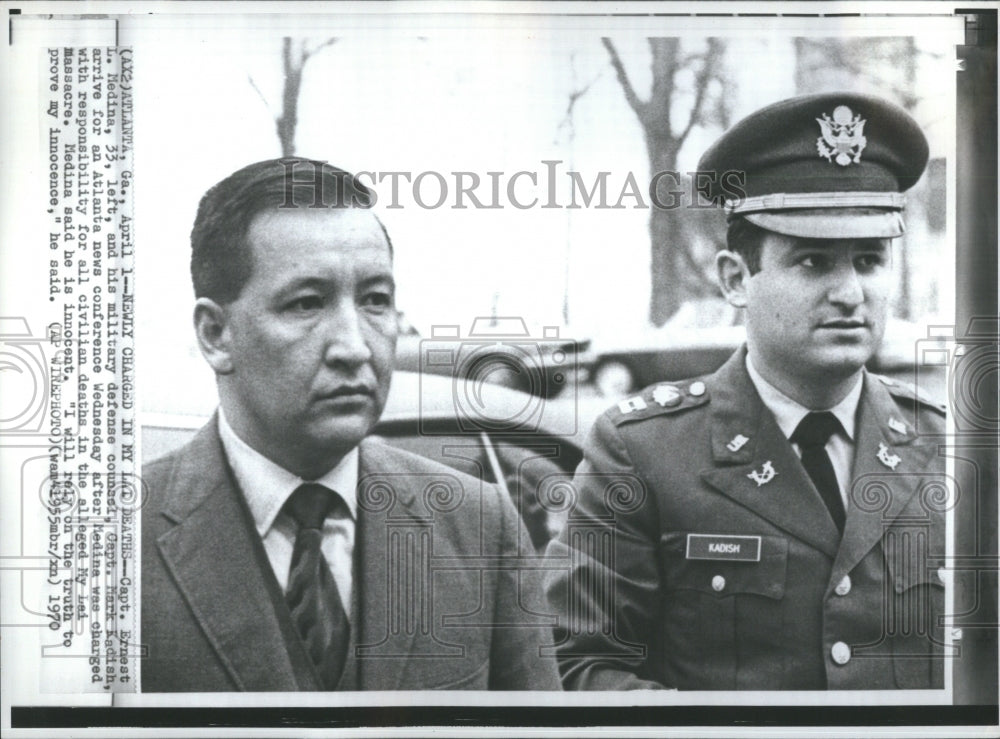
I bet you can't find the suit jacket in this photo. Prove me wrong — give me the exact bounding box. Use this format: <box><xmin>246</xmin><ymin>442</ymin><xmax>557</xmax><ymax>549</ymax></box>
<box><xmin>141</xmin><ymin>419</ymin><xmax>560</xmax><ymax>691</ymax></box>
<box><xmin>545</xmin><ymin>348</ymin><xmax>947</xmax><ymax>690</ymax></box>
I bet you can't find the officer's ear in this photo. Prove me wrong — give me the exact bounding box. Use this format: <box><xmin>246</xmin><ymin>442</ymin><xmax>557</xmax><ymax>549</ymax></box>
<box><xmin>716</xmin><ymin>250</ymin><xmax>750</xmax><ymax>308</ymax></box>
<box><xmin>194</xmin><ymin>298</ymin><xmax>235</xmax><ymax>375</ymax></box>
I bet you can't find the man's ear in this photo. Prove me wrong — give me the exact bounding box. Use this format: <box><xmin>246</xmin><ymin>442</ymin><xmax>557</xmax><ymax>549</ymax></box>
<box><xmin>194</xmin><ymin>298</ymin><xmax>235</xmax><ymax>375</ymax></box>
<box><xmin>715</xmin><ymin>250</ymin><xmax>751</xmax><ymax>309</ymax></box>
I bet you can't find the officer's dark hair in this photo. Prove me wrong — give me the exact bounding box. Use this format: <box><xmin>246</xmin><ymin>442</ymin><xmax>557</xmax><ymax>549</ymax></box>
<box><xmin>190</xmin><ymin>157</ymin><xmax>392</xmax><ymax>304</ymax></box>
<box><xmin>725</xmin><ymin>216</ymin><xmax>766</xmax><ymax>275</ymax></box>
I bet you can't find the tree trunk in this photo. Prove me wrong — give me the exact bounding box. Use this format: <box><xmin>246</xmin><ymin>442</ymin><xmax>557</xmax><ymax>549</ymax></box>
<box><xmin>649</xmin><ymin>204</ymin><xmax>686</xmax><ymax>324</ymax></box>
<box><xmin>603</xmin><ymin>37</ymin><xmax>726</xmax><ymax>326</ymax></box>
<box><xmin>276</xmin><ymin>38</ymin><xmax>301</xmax><ymax>158</ymax></box>
<box><xmin>647</xmin><ymin>137</ymin><xmax>685</xmax><ymax>325</ymax></box>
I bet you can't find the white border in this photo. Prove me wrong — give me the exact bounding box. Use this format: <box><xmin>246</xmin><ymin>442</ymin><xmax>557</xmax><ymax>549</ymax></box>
<box><xmin>0</xmin><ymin>1</ymin><xmax>990</xmax><ymax>736</ymax></box>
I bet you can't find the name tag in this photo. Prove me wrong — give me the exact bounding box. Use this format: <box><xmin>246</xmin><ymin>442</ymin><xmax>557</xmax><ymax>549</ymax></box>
<box><xmin>685</xmin><ymin>534</ymin><xmax>761</xmax><ymax>562</ymax></box>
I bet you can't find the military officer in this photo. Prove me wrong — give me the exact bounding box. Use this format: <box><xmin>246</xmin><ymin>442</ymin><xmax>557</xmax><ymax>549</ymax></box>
<box><xmin>545</xmin><ymin>92</ymin><xmax>948</xmax><ymax>691</ymax></box>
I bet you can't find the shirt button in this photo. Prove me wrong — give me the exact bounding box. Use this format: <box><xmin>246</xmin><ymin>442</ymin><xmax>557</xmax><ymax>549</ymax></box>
<box><xmin>835</xmin><ymin>575</ymin><xmax>852</xmax><ymax>596</ymax></box>
<box><xmin>831</xmin><ymin>641</ymin><xmax>851</xmax><ymax>665</ymax></box>
<box><xmin>937</xmin><ymin>567</ymin><xmax>950</xmax><ymax>585</ymax></box>
<box><xmin>711</xmin><ymin>575</ymin><xmax>726</xmax><ymax>592</ymax></box>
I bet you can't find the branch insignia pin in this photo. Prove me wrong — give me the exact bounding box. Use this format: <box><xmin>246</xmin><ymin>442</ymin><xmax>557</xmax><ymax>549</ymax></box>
<box><xmin>747</xmin><ymin>460</ymin><xmax>777</xmax><ymax>487</ymax></box>
<box><xmin>877</xmin><ymin>442</ymin><xmax>901</xmax><ymax>470</ymax></box>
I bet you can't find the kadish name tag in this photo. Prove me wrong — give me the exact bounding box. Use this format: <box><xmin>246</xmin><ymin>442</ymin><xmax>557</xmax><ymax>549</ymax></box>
<box><xmin>685</xmin><ymin>534</ymin><xmax>762</xmax><ymax>562</ymax></box>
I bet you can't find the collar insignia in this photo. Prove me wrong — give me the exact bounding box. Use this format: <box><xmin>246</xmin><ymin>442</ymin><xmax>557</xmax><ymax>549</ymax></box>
<box><xmin>747</xmin><ymin>460</ymin><xmax>777</xmax><ymax>487</ymax></box>
<box><xmin>816</xmin><ymin>105</ymin><xmax>867</xmax><ymax>166</ymax></box>
<box><xmin>877</xmin><ymin>442</ymin><xmax>901</xmax><ymax>470</ymax></box>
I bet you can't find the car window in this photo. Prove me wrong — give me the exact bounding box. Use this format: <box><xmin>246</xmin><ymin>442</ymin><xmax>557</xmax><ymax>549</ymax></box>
<box><xmin>373</xmin><ymin>424</ymin><xmax>582</xmax><ymax>550</ymax></box>
<box><xmin>372</xmin><ymin>430</ymin><xmax>496</xmax><ymax>484</ymax></box>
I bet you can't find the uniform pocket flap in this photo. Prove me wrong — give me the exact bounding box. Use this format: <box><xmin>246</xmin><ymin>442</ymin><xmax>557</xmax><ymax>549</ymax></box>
<box><xmin>885</xmin><ymin>547</ymin><xmax>947</xmax><ymax>593</ymax></box>
<box><xmin>659</xmin><ymin>532</ymin><xmax>788</xmax><ymax>600</ymax></box>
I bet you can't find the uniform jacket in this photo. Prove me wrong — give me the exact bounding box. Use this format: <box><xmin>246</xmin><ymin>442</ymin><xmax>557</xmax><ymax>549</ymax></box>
<box><xmin>545</xmin><ymin>348</ymin><xmax>947</xmax><ymax>691</ymax></box>
<box><xmin>142</xmin><ymin>419</ymin><xmax>560</xmax><ymax>691</ymax></box>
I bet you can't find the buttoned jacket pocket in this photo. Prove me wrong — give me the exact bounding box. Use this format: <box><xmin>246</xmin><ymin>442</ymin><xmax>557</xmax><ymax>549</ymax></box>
<box><xmin>885</xmin><ymin>550</ymin><xmax>946</xmax><ymax>689</ymax></box>
<box><xmin>658</xmin><ymin>532</ymin><xmax>789</xmax><ymax>689</ymax></box>
<box><xmin>660</xmin><ymin>532</ymin><xmax>788</xmax><ymax>598</ymax></box>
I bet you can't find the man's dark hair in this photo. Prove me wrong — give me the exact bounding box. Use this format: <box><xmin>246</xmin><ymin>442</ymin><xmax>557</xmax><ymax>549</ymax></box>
<box><xmin>725</xmin><ymin>216</ymin><xmax>767</xmax><ymax>275</ymax></box>
<box><xmin>190</xmin><ymin>157</ymin><xmax>392</xmax><ymax>304</ymax></box>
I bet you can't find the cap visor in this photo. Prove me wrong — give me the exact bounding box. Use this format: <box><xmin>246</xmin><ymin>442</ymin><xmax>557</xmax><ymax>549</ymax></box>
<box><xmin>744</xmin><ymin>208</ymin><xmax>904</xmax><ymax>239</ymax></box>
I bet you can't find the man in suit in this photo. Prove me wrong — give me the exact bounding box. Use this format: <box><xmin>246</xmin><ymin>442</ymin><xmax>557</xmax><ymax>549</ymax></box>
<box><xmin>142</xmin><ymin>158</ymin><xmax>560</xmax><ymax>691</ymax></box>
<box><xmin>545</xmin><ymin>92</ymin><xmax>948</xmax><ymax>690</ymax></box>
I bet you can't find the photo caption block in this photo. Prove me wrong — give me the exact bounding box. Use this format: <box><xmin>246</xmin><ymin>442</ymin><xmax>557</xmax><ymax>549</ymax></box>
<box><xmin>41</xmin><ymin>46</ymin><xmax>139</xmax><ymax>693</ymax></box>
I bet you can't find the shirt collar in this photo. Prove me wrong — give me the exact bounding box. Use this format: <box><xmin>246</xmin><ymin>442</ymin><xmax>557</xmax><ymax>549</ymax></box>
<box><xmin>745</xmin><ymin>354</ymin><xmax>861</xmax><ymax>442</ymax></box>
<box><xmin>217</xmin><ymin>409</ymin><xmax>359</xmax><ymax>537</ymax></box>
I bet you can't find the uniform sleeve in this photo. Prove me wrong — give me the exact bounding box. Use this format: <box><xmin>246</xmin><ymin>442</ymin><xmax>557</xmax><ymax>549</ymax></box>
<box><xmin>486</xmin><ymin>482</ymin><xmax>563</xmax><ymax>690</ymax></box>
<box><xmin>544</xmin><ymin>412</ymin><xmax>668</xmax><ymax>690</ymax></box>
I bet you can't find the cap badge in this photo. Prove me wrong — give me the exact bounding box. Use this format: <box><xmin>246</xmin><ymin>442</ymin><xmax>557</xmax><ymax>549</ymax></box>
<box><xmin>877</xmin><ymin>441</ymin><xmax>901</xmax><ymax>470</ymax></box>
<box><xmin>816</xmin><ymin>105</ymin><xmax>867</xmax><ymax>166</ymax></box>
<box><xmin>747</xmin><ymin>460</ymin><xmax>777</xmax><ymax>487</ymax></box>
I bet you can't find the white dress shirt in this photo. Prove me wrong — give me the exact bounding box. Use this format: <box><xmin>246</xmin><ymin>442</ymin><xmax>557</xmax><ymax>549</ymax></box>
<box><xmin>746</xmin><ymin>355</ymin><xmax>862</xmax><ymax>506</ymax></box>
<box><xmin>217</xmin><ymin>410</ymin><xmax>356</xmax><ymax>614</ymax></box>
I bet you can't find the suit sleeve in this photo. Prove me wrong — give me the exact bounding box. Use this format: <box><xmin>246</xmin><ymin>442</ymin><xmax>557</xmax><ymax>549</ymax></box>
<box><xmin>544</xmin><ymin>412</ymin><xmax>668</xmax><ymax>690</ymax></box>
<box><xmin>486</xmin><ymin>482</ymin><xmax>562</xmax><ymax>690</ymax></box>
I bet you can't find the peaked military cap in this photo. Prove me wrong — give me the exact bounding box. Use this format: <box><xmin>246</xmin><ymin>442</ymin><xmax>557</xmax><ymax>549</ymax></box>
<box><xmin>697</xmin><ymin>91</ymin><xmax>929</xmax><ymax>239</ymax></box>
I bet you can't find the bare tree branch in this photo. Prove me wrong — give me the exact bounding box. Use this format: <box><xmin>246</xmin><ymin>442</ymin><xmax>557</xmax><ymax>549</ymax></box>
<box><xmin>647</xmin><ymin>38</ymin><xmax>679</xmax><ymax>130</ymax></box>
<box><xmin>305</xmin><ymin>37</ymin><xmax>338</xmax><ymax>58</ymax></box>
<box><xmin>557</xmin><ymin>71</ymin><xmax>603</xmax><ymax>135</ymax></box>
<box><xmin>247</xmin><ymin>73</ymin><xmax>270</xmax><ymax>113</ymax></box>
<box><xmin>796</xmin><ymin>38</ymin><xmax>919</xmax><ymax>109</ymax></box>
<box><xmin>273</xmin><ymin>37</ymin><xmax>337</xmax><ymax>157</ymax></box>
<box><xmin>282</xmin><ymin>36</ymin><xmax>294</xmax><ymax>75</ymax></box>
<box><xmin>677</xmin><ymin>39</ymin><xmax>723</xmax><ymax>145</ymax></box>
<box><xmin>601</xmin><ymin>36</ymin><xmax>730</xmax><ymax>324</ymax></box>
<box><xmin>601</xmin><ymin>37</ymin><xmax>647</xmax><ymax>120</ymax></box>
<box><xmin>277</xmin><ymin>38</ymin><xmax>302</xmax><ymax>157</ymax></box>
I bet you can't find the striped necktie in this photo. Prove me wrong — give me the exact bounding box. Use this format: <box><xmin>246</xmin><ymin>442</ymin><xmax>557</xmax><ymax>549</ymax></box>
<box><xmin>284</xmin><ymin>483</ymin><xmax>350</xmax><ymax>689</ymax></box>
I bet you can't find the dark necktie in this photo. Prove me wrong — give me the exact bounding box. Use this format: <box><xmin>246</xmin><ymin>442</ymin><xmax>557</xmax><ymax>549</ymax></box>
<box><xmin>790</xmin><ymin>412</ymin><xmax>846</xmax><ymax>534</ymax></box>
<box><xmin>284</xmin><ymin>483</ymin><xmax>350</xmax><ymax>690</ymax></box>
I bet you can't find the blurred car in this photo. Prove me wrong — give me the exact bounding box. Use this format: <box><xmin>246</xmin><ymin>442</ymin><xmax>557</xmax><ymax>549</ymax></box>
<box><xmin>584</xmin><ymin>318</ymin><xmax>949</xmax><ymax>403</ymax></box>
<box><xmin>393</xmin><ymin>316</ymin><xmax>589</xmax><ymax>399</ymax></box>
<box><xmin>141</xmin><ymin>371</ymin><xmax>608</xmax><ymax>550</ymax></box>
<box><xmin>585</xmin><ymin>324</ymin><xmax>744</xmax><ymax>398</ymax></box>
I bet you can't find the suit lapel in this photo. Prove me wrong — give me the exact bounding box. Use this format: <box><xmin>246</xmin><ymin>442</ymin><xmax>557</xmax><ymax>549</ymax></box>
<box><xmin>699</xmin><ymin>350</ymin><xmax>842</xmax><ymax>559</ymax></box>
<box><xmin>155</xmin><ymin>419</ymin><xmax>317</xmax><ymax>691</ymax></box>
<box><xmin>355</xmin><ymin>437</ymin><xmax>420</xmax><ymax>690</ymax></box>
<box><xmin>354</xmin><ymin>438</ymin><xmax>477</xmax><ymax>690</ymax></box>
<box><xmin>829</xmin><ymin>373</ymin><xmax>940</xmax><ymax>587</ymax></box>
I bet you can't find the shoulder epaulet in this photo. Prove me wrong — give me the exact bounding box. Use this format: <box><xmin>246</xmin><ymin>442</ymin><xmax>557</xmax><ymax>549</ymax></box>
<box><xmin>874</xmin><ymin>374</ymin><xmax>947</xmax><ymax>415</ymax></box>
<box><xmin>611</xmin><ymin>380</ymin><xmax>710</xmax><ymax>426</ymax></box>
